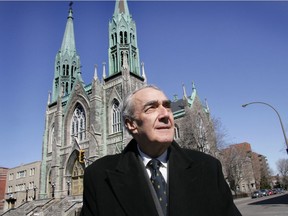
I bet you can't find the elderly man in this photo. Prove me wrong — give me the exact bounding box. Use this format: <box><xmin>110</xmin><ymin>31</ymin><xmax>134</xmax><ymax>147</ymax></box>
<box><xmin>80</xmin><ymin>85</ymin><xmax>241</xmax><ymax>216</ymax></box>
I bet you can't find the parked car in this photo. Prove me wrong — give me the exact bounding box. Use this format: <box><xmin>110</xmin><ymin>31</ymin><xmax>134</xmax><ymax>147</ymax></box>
<box><xmin>272</xmin><ymin>188</ymin><xmax>278</xmax><ymax>194</ymax></box>
<box><xmin>267</xmin><ymin>189</ymin><xmax>273</xmax><ymax>196</ymax></box>
<box><xmin>259</xmin><ymin>189</ymin><xmax>268</xmax><ymax>196</ymax></box>
<box><xmin>251</xmin><ymin>190</ymin><xmax>262</xmax><ymax>198</ymax></box>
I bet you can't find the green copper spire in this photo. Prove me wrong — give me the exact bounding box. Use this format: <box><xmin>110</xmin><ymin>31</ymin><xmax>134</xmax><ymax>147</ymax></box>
<box><xmin>108</xmin><ymin>0</ymin><xmax>141</xmax><ymax>77</ymax></box>
<box><xmin>52</xmin><ymin>2</ymin><xmax>81</xmax><ymax>102</ymax></box>
<box><xmin>113</xmin><ymin>0</ymin><xmax>130</xmax><ymax>20</ymax></box>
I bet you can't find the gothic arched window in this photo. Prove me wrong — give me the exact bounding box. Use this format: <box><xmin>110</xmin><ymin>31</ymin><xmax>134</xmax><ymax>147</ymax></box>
<box><xmin>120</xmin><ymin>31</ymin><xmax>123</xmax><ymax>44</ymax></box>
<box><xmin>71</xmin><ymin>104</ymin><xmax>86</xmax><ymax>142</ymax></box>
<box><xmin>124</xmin><ymin>31</ymin><xmax>127</xmax><ymax>44</ymax></box>
<box><xmin>112</xmin><ymin>99</ymin><xmax>121</xmax><ymax>133</ymax></box>
<box><xmin>195</xmin><ymin>114</ymin><xmax>209</xmax><ymax>153</ymax></box>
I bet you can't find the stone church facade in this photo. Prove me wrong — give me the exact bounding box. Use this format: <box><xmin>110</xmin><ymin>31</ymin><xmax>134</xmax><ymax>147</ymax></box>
<box><xmin>39</xmin><ymin>0</ymin><xmax>217</xmax><ymax>201</ymax></box>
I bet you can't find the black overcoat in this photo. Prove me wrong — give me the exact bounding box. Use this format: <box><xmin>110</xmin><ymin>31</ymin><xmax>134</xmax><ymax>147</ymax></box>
<box><xmin>80</xmin><ymin>139</ymin><xmax>241</xmax><ymax>216</ymax></box>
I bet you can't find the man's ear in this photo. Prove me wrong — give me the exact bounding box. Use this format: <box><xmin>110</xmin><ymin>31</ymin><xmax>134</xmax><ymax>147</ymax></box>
<box><xmin>125</xmin><ymin>118</ymin><xmax>137</xmax><ymax>134</ymax></box>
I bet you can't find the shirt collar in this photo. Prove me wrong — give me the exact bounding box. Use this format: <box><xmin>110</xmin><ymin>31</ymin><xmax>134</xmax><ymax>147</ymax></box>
<box><xmin>137</xmin><ymin>145</ymin><xmax>168</xmax><ymax>168</ymax></box>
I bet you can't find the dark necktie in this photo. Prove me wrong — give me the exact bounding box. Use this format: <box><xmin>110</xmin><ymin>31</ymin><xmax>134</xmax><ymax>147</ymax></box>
<box><xmin>147</xmin><ymin>159</ymin><xmax>167</xmax><ymax>216</ymax></box>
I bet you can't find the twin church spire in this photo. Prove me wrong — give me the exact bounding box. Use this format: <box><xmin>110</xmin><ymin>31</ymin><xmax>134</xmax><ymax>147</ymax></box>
<box><xmin>51</xmin><ymin>0</ymin><xmax>142</xmax><ymax>102</ymax></box>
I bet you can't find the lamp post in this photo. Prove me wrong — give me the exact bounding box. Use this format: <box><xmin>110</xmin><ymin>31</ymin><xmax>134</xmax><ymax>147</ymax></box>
<box><xmin>33</xmin><ymin>186</ymin><xmax>37</xmax><ymax>200</ymax></box>
<box><xmin>51</xmin><ymin>183</ymin><xmax>55</xmax><ymax>198</ymax></box>
<box><xmin>67</xmin><ymin>181</ymin><xmax>70</xmax><ymax>196</ymax></box>
<box><xmin>242</xmin><ymin>101</ymin><xmax>288</xmax><ymax>154</ymax></box>
<box><xmin>25</xmin><ymin>188</ymin><xmax>29</xmax><ymax>202</ymax></box>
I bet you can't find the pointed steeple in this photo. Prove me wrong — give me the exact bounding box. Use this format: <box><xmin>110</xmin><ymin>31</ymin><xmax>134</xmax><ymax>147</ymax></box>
<box><xmin>113</xmin><ymin>0</ymin><xmax>130</xmax><ymax>20</ymax></box>
<box><xmin>108</xmin><ymin>0</ymin><xmax>141</xmax><ymax>78</ymax></box>
<box><xmin>60</xmin><ymin>4</ymin><xmax>76</xmax><ymax>55</ymax></box>
<box><xmin>52</xmin><ymin>2</ymin><xmax>81</xmax><ymax>102</ymax></box>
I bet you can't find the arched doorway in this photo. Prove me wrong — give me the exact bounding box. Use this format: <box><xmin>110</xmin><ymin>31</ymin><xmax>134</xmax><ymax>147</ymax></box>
<box><xmin>71</xmin><ymin>160</ymin><xmax>84</xmax><ymax>195</ymax></box>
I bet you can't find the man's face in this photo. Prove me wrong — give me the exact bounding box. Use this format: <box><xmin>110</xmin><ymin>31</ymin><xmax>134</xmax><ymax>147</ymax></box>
<box><xmin>126</xmin><ymin>87</ymin><xmax>175</xmax><ymax>156</ymax></box>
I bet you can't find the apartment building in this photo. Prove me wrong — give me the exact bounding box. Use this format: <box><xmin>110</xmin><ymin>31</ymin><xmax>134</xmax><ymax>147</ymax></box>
<box><xmin>4</xmin><ymin>161</ymin><xmax>41</xmax><ymax>211</ymax></box>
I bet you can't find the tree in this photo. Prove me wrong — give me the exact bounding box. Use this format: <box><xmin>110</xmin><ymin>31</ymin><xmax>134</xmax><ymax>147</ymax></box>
<box><xmin>276</xmin><ymin>158</ymin><xmax>288</xmax><ymax>188</ymax></box>
<box><xmin>211</xmin><ymin>116</ymin><xmax>228</xmax><ymax>150</ymax></box>
<box><xmin>221</xmin><ymin>144</ymin><xmax>254</xmax><ymax>195</ymax></box>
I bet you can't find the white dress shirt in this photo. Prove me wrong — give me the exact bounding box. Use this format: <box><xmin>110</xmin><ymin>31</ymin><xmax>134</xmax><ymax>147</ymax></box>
<box><xmin>137</xmin><ymin>145</ymin><xmax>168</xmax><ymax>183</ymax></box>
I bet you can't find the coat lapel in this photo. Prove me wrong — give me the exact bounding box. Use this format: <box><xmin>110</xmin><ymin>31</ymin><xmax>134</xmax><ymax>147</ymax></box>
<box><xmin>168</xmin><ymin>142</ymin><xmax>206</xmax><ymax>216</ymax></box>
<box><xmin>106</xmin><ymin>141</ymin><xmax>159</xmax><ymax>216</ymax></box>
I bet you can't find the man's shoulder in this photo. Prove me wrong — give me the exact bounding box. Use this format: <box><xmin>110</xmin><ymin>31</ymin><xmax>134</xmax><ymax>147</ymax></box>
<box><xmin>85</xmin><ymin>153</ymin><xmax>122</xmax><ymax>173</ymax></box>
<box><xmin>85</xmin><ymin>139</ymin><xmax>138</xmax><ymax>173</ymax></box>
<box><xmin>172</xmin><ymin>142</ymin><xmax>220</xmax><ymax>164</ymax></box>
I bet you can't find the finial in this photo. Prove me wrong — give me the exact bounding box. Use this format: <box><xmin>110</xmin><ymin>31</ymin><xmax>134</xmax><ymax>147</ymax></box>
<box><xmin>205</xmin><ymin>98</ymin><xmax>210</xmax><ymax>112</ymax></box>
<box><xmin>69</xmin><ymin>1</ymin><xmax>73</xmax><ymax>9</ymax></box>
<box><xmin>182</xmin><ymin>83</ymin><xmax>187</xmax><ymax>99</ymax></box>
<box><xmin>173</xmin><ymin>94</ymin><xmax>178</xmax><ymax>102</ymax></box>
<box><xmin>192</xmin><ymin>81</ymin><xmax>196</xmax><ymax>90</ymax></box>
<box><xmin>191</xmin><ymin>81</ymin><xmax>196</xmax><ymax>99</ymax></box>
<box><xmin>102</xmin><ymin>62</ymin><xmax>106</xmax><ymax>79</ymax></box>
<box><xmin>47</xmin><ymin>91</ymin><xmax>51</xmax><ymax>105</ymax></box>
<box><xmin>141</xmin><ymin>62</ymin><xmax>147</xmax><ymax>83</ymax></box>
<box><xmin>94</xmin><ymin>64</ymin><xmax>98</xmax><ymax>80</ymax></box>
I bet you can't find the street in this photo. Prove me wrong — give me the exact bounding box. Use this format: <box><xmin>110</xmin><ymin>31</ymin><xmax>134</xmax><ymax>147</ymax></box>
<box><xmin>235</xmin><ymin>193</ymin><xmax>288</xmax><ymax>216</ymax></box>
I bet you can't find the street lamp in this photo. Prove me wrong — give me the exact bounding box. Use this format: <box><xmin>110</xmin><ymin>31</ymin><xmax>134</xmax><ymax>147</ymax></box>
<box><xmin>33</xmin><ymin>186</ymin><xmax>37</xmax><ymax>200</ymax></box>
<box><xmin>67</xmin><ymin>181</ymin><xmax>71</xmax><ymax>196</ymax></box>
<box><xmin>51</xmin><ymin>183</ymin><xmax>55</xmax><ymax>198</ymax></box>
<box><xmin>242</xmin><ymin>101</ymin><xmax>288</xmax><ymax>154</ymax></box>
<box><xmin>25</xmin><ymin>188</ymin><xmax>29</xmax><ymax>202</ymax></box>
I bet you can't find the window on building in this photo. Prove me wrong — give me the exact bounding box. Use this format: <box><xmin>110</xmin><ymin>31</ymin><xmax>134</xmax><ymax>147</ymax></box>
<box><xmin>9</xmin><ymin>173</ymin><xmax>14</xmax><ymax>181</ymax></box>
<box><xmin>71</xmin><ymin>104</ymin><xmax>86</xmax><ymax>142</ymax></box>
<box><xmin>120</xmin><ymin>31</ymin><xmax>123</xmax><ymax>44</ymax></box>
<box><xmin>124</xmin><ymin>31</ymin><xmax>127</xmax><ymax>44</ymax></box>
<box><xmin>29</xmin><ymin>168</ymin><xmax>35</xmax><ymax>176</ymax></box>
<box><xmin>16</xmin><ymin>170</ymin><xmax>26</xmax><ymax>179</ymax></box>
<box><xmin>8</xmin><ymin>186</ymin><xmax>13</xmax><ymax>193</ymax></box>
<box><xmin>195</xmin><ymin>114</ymin><xmax>209</xmax><ymax>153</ymax></box>
<box><xmin>29</xmin><ymin>182</ymin><xmax>34</xmax><ymax>189</ymax></box>
<box><xmin>48</xmin><ymin>125</ymin><xmax>54</xmax><ymax>153</ymax></box>
<box><xmin>174</xmin><ymin>124</ymin><xmax>180</xmax><ymax>139</ymax></box>
<box><xmin>112</xmin><ymin>99</ymin><xmax>121</xmax><ymax>133</ymax></box>
<box><xmin>16</xmin><ymin>183</ymin><xmax>26</xmax><ymax>191</ymax></box>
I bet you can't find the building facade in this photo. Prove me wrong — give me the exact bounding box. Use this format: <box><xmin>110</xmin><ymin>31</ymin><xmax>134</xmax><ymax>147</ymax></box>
<box><xmin>3</xmin><ymin>161</ymin><xmax>41</xmax><ymax>211</ymax></box>
<box><xmin>221</xmin><ymin>142</ymin><xmax>271</xmax><ymax>195</ymax></box>
<box><xmin>0</xmin><ymin>167</ymin><xmax>8</xmax><ymax>214</ymax></box>
<box><xmin>39</xmin><ymin>0</ymin><xmax>217</xmax><ymax>201</ymax></box>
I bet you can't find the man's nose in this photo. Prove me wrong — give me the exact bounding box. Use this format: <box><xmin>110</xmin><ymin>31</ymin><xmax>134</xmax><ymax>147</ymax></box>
<box><xmin>158</xmin><ymin>105</ymin><xmax>170</xmax><ymax>118</ymax></box>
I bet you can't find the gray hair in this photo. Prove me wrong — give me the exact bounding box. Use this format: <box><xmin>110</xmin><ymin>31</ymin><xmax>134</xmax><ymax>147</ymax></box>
<box><xmin>121</xmin><ymin>84</ymin><xmax>162</xmax><ymax>123</ymax></box>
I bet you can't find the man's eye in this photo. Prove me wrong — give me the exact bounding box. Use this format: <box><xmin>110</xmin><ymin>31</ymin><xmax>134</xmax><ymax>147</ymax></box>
<box><xmin>163</xmin><ymin>101</ymin><xmax>171</xmax><ymax>108</ymax></box>
<box><xmin>145</xmin><ymin>106</ymin><xmax>156</xmax><ymax>113</ymax></box>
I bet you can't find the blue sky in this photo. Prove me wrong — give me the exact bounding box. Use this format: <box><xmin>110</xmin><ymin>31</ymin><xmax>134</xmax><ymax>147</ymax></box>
<box><xmin>1</xmin><ymin>0</ymin><xmax>288</xmax><ymax>174</ymax></box>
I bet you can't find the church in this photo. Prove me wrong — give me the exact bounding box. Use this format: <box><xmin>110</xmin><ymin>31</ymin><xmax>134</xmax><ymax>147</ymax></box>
<box><xmin>39</xmin><ymin>0</ymin><xmax>217</xmax><ymax>202</ymax></box>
